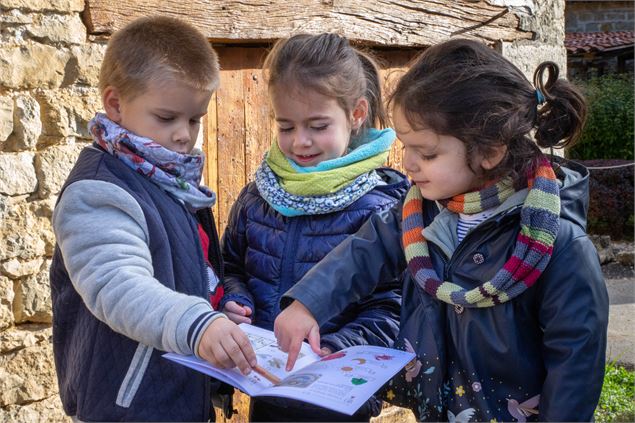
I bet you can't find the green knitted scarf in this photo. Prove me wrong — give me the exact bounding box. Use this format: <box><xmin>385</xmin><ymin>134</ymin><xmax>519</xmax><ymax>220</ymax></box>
<box><xmin>265</xmin><ymin>129</ymin><xmax>393</xmax><ymax>196</ymax></box>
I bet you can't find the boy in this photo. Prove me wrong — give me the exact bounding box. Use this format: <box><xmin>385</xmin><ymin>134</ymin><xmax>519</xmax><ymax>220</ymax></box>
<box><xmin>50</xmin><ymin>16</ymin><xmax>256</xmax><ymax>421</ymax></box>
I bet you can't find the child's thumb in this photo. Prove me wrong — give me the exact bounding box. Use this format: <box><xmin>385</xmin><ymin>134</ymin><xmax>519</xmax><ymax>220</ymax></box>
<box><xmin>307</xmin><ymin>325</ymin><xmax>321</xmax><ymax>355</ymax></box>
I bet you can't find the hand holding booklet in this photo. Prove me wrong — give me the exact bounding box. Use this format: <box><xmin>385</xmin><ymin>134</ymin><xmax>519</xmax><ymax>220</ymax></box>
<box><xmin>164</xmin><ymin>323</ymin><xmax>414</xmax><ymax>415</ymax></box>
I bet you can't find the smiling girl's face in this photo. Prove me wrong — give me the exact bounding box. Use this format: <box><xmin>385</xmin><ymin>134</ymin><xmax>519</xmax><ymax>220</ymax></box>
<box><xmin>272</xmin><ymin>88</ymin><xmax>362</xmax><ymax>167</ymax></box>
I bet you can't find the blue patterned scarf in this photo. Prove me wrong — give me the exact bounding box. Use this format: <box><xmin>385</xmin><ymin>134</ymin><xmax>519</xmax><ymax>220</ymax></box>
<box><xmin>88</xmin><ymin>113</ymin><xmax>216</xmax><ymax>211</ymax></box>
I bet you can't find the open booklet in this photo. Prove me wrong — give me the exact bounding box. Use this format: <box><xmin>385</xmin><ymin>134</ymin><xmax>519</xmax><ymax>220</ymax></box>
<box><xmin>163</xmin><ymin>323</ymin><xmax>414</xmax><ymax>415</ymax></box>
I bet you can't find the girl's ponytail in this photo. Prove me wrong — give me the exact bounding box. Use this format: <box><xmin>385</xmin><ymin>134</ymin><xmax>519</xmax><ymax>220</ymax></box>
<box><xmin>533</xmin><ymin>61</ymin><xmax>587</xmax><ymax>150</ymax></box>
<box><xmin>356</xmin><ymin>50</ymin><xmax>387</xmax><ymax>129</ymax></box>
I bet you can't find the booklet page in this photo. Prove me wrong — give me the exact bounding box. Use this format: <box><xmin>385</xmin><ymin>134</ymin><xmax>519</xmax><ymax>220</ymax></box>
<box><xmin>259</xmin><ymin>345</ymin><xmax>415</xmax><ymax>415</ymax></box>
<box><xmin>163</xmin><ymin>323</ymin><xmax>320</xmax><ymax>395</ymax></box>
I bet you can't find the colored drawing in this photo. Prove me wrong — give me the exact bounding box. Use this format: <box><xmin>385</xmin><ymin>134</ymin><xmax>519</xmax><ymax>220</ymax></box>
<box><xmin>278</xmin><ymin>373</ymin><xmax>321</xmax><ymax>389</ymax></box>
<box><xmin>351</xmin><ymin>377</ymin><xmax>368</xmax><ymax>385</ymax></box>
<box><xmin>375</xmin><ymin>354</ymin><xmax>394</xmax><ymax>361</ymax></box>
<box><xmin>341</xmin><ymin>366</ymin><xmax>353</xmax><ymax>372</ymax></box>
<box><xmin>246</xmin><ymin>333</ymin><xmax>275</xmax><ymax>350</ymax></box>
<box><xmin>320</xmin><ymin>351</ymin><xmax>347</xmax><ymax>361</ymax></box>
<box><xmin>268</xmin><ymin>357</ymin><xmax>284</xmax><ymax>369</ymax></box>
<box><xmin>352</xmin><ymin>358</ymin><xmax>366</xmax><ymax>365</ymax></box>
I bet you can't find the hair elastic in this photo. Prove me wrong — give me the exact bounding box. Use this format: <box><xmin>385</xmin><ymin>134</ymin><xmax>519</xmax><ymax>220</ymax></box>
<box><xmin>535</xmin><ymin>89</ymin><xmax>546</xmax><ymax>105</ymax></box>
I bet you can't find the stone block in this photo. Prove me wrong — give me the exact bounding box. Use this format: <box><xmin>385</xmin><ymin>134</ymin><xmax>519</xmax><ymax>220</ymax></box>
<box><xmin>35</xmin><ymin>143</ymin><xmax>85</xmax><ymax>197</ymax></box>
<box><xmin>38</xmin><ymin>88</ymin><xmax>101</xmax><ymax>139</ymax></box>
<box><xmin>1</xmin><ymin>257</ymin><xmax>44</xmax><ymax>278</ymax></box>
<box><xmin>31</xmin><ymin>199</ymin><xmax>57</xmax><ymax>256</ymax></box>
<box><xmin>0</xmin><ymin>324</ymin><xmax>50</xmax><ymax>353</ymax></box>
<box><xmin>0</xmin><ymin>394</ymin><xmax>69</xmax><ymax>423</ymax></box>
<box><xmin>0</xmin><ymin>43</ymin><xmax>71</xmax><ymax>90</ymax></box>
<box><xmin>0</xmin><ymin>9</ymin><xmax>34</xmax><ymax>45</ymax></box>
<box><xmin>0</xmin><ymin>0</ymin><xmax>84</xmax><ymax>13</ymax></box>
<box><xmin>14</xmin><ymin>264</ymin><xmax>52</xmax><ymax>324</ymax></box>
<box><xmin>0</xmin><ymin>275</ymin><xmax>15</xmax><ymax>330</ymax></box>
<box><xmin>70</xmin><ymin>43</ymin><xmax>106</xmax><ymax>86</ymax></box>
<box><xmin>0</xmin><ymin>198</ymin><xmax>49</xmax><ymax>261</ymax></box>
<box><xmin>5</xmin><ymin>94</ymin><xmax>42</xmax><ymax>151</ymax></box>
<box><xmin>616</xmin><ymin>250</ymin><xmax>634</xmax><ymax>267</ymax></box>
<box><xmin>516</xmin><ymin>0</ymin><xmax>564</xmax><ymax>44</ymax></box>
<box><xmin>0</xmin><ymin>152</ymin><xmax>37</xmax><ymax>196</ymax></box>
<box><xmin>0</xmin><ymin>341</ymin><xmax>57</xmax><ymax>406</ymax></box>
<box><xmin>0</xmin><ymin>95</ymin><xmax>13</xmax><ymax>143</ymax></box>
<box><xmin>26</xmin><ymin>13</ymin><xmax>86</xmax><ymax>45</ymax></box>
<box><xmin>371</xmin><ymin>405</ymin><xmax>417</xmax><ymax>423</ymax></box>
<box><xmin>498</xmin><ymin>41</ymin><xmax>567</xmax><ymax>82</ymax></box>
<box><xmin>590</xmin><ymin>234</ymin><xmax>615</xmax><ymax>265</ymax></box>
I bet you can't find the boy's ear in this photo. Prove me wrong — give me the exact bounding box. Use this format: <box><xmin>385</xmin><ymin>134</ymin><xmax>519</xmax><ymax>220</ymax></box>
<box><xmin>102</xmin><ymin>86</ymin><xmax>123</xmax><ymax>123</ymax></box>
<box><xmin>481</xmin><ymin>145</ymin><xmax>508</xmax><ymax>170</ymax></box>
<box><xmin>351</xmin><ymin>98</ymin><xmax>369</xmax><ymax>129</ymax></box>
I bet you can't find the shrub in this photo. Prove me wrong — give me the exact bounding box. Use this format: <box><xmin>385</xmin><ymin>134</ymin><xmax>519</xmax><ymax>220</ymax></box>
<box><xmin>580</xmin><ymin>159</ymin><xmax>634</xmax><ymax>240</ymax></box>
<box><xmin>595</xmin><ymin>361</ymin><xmax>635</xmax><ymax>422</ymax></box>
<box><xmin>567</xmin><ymin>74</ymin><xmax>634</xmax><ymax>161</ymax></box>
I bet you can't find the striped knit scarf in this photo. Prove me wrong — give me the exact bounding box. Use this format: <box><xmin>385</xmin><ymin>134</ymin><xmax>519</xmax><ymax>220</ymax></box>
<box><xmin>402</xmin><ymin>156</ymin><xmax>560</xmax><ymax>307</ymax></box>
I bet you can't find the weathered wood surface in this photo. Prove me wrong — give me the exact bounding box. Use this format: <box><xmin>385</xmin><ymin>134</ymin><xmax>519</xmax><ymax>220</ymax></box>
<box><xmin>215</xmin><ymin>48</ymin><xmax>247</xmax><ymax>231</ymax></box>
<box><xmin>84</xmin><ymin>0</ymin><xmax>532</xmax><ymax>46</ymax></box>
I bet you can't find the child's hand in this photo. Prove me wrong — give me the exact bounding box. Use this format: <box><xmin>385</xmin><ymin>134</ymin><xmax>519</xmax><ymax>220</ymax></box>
<box><xmin>222</xmin><ymin>301</ymin><xmax>253</xmax><ymax>324</ymax></box>
<box><xmin>319</xmin><ymin>347</ymin><xmax>333</xmax><ymax>356</ymax></box>
<box><xmin>273</xmin><ymin>300</ymin><xmax>321</xmax><ymax>371</ymax></box>
<box><xmin>198</xmin><ymin>317</ymin><xmax>257</xmax><ymax>375</ymax></box>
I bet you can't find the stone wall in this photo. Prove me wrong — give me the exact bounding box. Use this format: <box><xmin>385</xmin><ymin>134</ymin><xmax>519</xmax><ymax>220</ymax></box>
<box><xmin>0</xmin><ymin>0</ymin><xmax>566</xmax><ymax>421</ymax></box>
<box><xmin>0</xmin><ymin>0</ymin><xmax>103</xmax><ymax>421</ymax></box>
<box><xmin>565</xmin><ymin>0</ymin><xmax>635</xmax><ymax>32</ymax></box>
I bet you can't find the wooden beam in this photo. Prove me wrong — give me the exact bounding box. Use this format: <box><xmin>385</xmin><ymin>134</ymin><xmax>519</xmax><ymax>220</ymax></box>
<box><xmin>83</xmin><ymin>0</ymin><xmax>532</xmax><ymax>46</ymax></box>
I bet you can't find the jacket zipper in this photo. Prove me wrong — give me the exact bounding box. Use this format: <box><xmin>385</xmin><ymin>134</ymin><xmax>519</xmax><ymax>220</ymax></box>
<box><xmin>278</xmin><ymin>218</ymin><xmax>302</xmax><ymax>306</ymax></box>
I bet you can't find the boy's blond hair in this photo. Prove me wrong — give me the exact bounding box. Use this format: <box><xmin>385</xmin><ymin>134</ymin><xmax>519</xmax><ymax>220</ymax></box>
<box><xmin>99</xmin><ymin>16</ymin><xmax>219</xmax><ymax>100</ymax></box>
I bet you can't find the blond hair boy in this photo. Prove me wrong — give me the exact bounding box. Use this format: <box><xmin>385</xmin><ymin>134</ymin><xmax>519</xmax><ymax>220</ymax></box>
<box><xmin>50</xmin><ymin>16</ymin><xmax>256</xmax><ymax>421</ymax></box>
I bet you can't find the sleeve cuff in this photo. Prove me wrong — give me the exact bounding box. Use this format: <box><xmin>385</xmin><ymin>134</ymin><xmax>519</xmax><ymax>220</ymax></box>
<box><xmin>188</xmin><ymin>312</ymin><xmax>227</xmax><ymax>358</ymax></box>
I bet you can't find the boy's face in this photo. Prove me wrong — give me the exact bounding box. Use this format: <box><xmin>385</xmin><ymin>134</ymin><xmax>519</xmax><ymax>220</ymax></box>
<box><xmin>104</xmin><ymin>78</ymin><xmax>212</xmax><ymax>154</ymax></box>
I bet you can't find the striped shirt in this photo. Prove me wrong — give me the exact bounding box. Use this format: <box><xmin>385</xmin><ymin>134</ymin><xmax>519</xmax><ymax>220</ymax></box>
<box><xmin>457</xmin><ymin>209</ymin><xmax>494</xmax><ymax>243</ymax></box>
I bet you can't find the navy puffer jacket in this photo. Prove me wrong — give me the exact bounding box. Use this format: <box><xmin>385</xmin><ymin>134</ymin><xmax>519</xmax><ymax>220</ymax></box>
<box><xmin>221</xmin><ymin>168</ymin><xmax>408</xmax><ymax>351</ymax></box>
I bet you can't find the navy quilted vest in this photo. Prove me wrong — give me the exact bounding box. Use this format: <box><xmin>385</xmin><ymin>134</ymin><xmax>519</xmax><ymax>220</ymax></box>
<box><xmin>50</xmin><ymin>147</ymin><xmax>218</xmax><ymax>421</ymax></box>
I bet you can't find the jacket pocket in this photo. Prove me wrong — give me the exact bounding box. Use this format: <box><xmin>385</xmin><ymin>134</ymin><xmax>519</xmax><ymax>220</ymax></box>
<box><xmin>116</xmin><ymin>343</ymin><xmax>153</xmax><ymax>408</ymax></box>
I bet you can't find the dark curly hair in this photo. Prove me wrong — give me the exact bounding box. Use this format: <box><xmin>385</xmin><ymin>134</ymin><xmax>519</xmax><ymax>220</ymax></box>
<box><xmin>390</xmin><ymin>38</ymin><xmax>587</xmax><ymax>184</ymax></box>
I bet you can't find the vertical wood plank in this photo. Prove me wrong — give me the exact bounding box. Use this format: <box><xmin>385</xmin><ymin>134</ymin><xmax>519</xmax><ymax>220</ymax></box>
<box><xmin>216</xmin><ymin>48</ymin><xmax>246</xmax><ymax>233</ymax></box>
<box><xmin>204</xmin><ymin>92</ymin><xmax>220</xmax><ymax>228</ymax></box>
<box><xmin>378</xmin><ymin>49</ymin><xmax>420</xmax><ymax>173</ymax></box>
<box><xmin>243</xmin><ymin>47</ymin><xmax>272</xmax><ymax>182</ymax></box>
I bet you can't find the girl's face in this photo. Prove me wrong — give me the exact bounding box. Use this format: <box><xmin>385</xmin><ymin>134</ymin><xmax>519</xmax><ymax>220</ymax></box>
<box><xmin>272</xmin><ymin>88</ymin><xmax>364</xmax><ymax>167</ymax></box>
<box><xmin>395</xmin><ymin>107</ymin><xmax>494</xmax><ymax>201</ymax></box>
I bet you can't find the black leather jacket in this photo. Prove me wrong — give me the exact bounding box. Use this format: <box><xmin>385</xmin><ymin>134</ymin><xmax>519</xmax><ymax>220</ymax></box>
<box><xmin>283</xmin><ymin>160</ymin><xmax>608</xmax><ymax>421</ymax></box>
